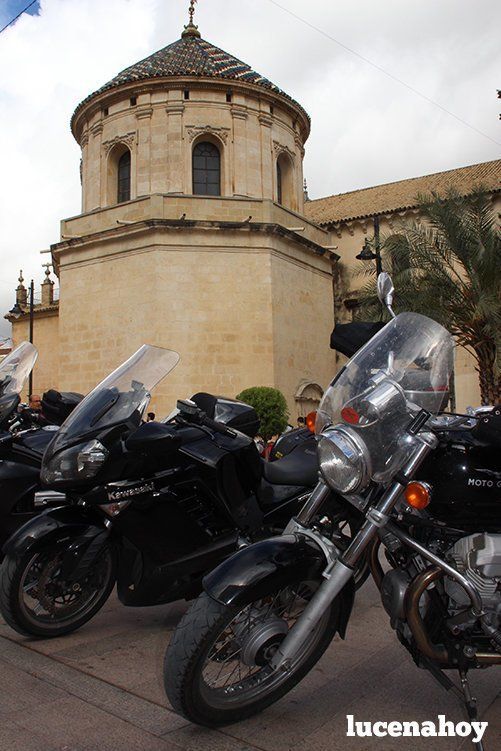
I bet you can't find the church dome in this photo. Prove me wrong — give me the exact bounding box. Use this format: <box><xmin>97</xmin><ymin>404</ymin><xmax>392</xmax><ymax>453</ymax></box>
<box><xmin>71</xmin><ymin>25</ymin><xmax>309</xmax><ymax>134</ymax></box>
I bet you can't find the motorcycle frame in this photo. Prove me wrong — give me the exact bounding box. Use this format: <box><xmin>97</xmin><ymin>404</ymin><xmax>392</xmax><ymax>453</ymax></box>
<box><xmin>270</xmin><ymin>430</ymin><xmax>438</xmax><ymax>671</ymax></box>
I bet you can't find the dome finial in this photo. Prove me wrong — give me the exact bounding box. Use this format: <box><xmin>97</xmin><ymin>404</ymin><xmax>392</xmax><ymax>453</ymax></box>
<box><xmin>182</xmin><ymin>0</ymin><xmax>201</xmax><ymax>38</ymax></box>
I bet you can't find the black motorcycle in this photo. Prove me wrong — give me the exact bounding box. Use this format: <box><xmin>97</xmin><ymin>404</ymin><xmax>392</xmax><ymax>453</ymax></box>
<box><xmin>163</xmin><ymin>275</ymin><xmax>500</xmax><ymax>750</ymax></box>
<box><xmin>0</xmin><ymin>344</ymin><xmax>343</xmax><ymax>638</ymax></box>
<box><xmin>0</xmin><ymin>342</ymin><xmax>82</xmax><ymax>555</ymax></box>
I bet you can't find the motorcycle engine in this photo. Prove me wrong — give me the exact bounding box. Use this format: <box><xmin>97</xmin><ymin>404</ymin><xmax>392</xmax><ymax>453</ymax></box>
<box><xmin>445</xmin><ymin>533</ymin><xmax>501</xmax><ymax>626</ymax></box>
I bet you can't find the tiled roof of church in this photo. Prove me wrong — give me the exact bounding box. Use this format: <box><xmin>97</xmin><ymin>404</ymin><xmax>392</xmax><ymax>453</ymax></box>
<box><xmin>72</xmin><ymin>23</ymin><xmax>308</xmax><ymax>124</ymax></box>
<box><xmin>304</xmin><ymin>159</ymin><xmax>501</xmax><ymax>226</ymax></box>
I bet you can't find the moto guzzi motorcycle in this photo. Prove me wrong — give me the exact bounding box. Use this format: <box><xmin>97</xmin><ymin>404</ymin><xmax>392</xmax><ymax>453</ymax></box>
<box><xmin>0</xmin><ymin>342</ymin><xmax>82</xmax><ymax>555</ymax></box>
<box><xmin>0</xmin><ymin>344</ymin><xmax>362</xmax><ymax>638</ymax></box>
<box><xmin>163</xmin><ymin>275</ymin><xmax>500</xmax><ymax>750</ymax></box>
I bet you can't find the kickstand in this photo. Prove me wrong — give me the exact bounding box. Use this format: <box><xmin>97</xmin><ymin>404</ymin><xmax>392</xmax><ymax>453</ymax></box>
<box><xmin>459</xmin><ymin>670</ymin><xmax>485</xmax><ymax>751</ymax></box>
<box><xmin>422</xmin><ymin>659</ymin><xmax>486</xmax><ymax>750</ymax></box>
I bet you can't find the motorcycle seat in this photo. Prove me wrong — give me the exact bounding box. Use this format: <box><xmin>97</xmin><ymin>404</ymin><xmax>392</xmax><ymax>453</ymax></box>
<box><xmin>262</xmin><ymin>443</ymin><xmax>318</xmax><ymax>487</ymax></box>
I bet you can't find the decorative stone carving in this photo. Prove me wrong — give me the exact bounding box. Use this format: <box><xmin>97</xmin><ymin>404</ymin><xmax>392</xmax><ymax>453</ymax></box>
<box><xmin>258</xmin><ymin>113</ymin><xmax>272</xmax><ymax>127</ymax></box>
<box><xmin>80</xmin><ymin>131</ymin><xmax>89</xmax><ymax>148</ymax></box>
<box><xmin>273</xmin><ymin>140</ymin><xmax>296</xmax><ymax>163</ymax></box>
<box><xmin>90</xmin><ymin>122</ymin><xmax>103</xmax><ymax>137</ymax></box>
<box><xmin>186</xmin><ymin>125</ymin><xmax>230</xmax><ymax>144</ymax></box>
<box><xmin>102</xmin><ymin>131</ymin><xmax>137</xmax><ymax>155</ymax></box>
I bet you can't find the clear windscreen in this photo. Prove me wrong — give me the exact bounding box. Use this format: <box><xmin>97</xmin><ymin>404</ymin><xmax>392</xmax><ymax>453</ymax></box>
<box><xmin>317</xmin><ymin>312</ymin><xmax>454</xmax><ymax>482</ymax></box>
<box><xmin>48</xmin><ymin>345</ymin><xmax>179</xmax><ymax>450</ymax></box>
<box><xmin>0</xmin><ymin>341</ymin><xmax>38</xmax><ymax>396</ymax></box>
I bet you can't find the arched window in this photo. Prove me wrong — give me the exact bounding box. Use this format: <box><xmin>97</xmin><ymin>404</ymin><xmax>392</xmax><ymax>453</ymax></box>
<box><xmin>117</xmin><ymin>150</ymin><xmax>131</xmax><ymax>203</ymax></box>
<box><xmin>277</xmin><ymin>161</ymin><xmax>282</xmax><ymax>205</ymax></box>
<box><xmin>193</xmin><ymin>141</ymin><xmax>220</xmax><ymax>196</ymax></box>
<box><xmin>276</xmin><ymin>152</ymin><xmax>294</xmax><ymax>209</ymax></box>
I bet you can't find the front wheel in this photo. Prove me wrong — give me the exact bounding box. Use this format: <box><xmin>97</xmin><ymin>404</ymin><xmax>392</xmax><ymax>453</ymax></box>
<box><xmin>0</xmin><ymin>543</ymin><xmax>116</xmax><ymax>638</ymax></box>
<box><xmin>164</xmin><ymin>579</ymin><xmax>341</xmax><ymax>726</ymax></box>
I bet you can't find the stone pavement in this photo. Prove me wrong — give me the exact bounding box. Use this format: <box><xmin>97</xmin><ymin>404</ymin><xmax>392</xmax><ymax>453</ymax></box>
<box><xmin>0</xmin><ymin>579</ymin><xmax>500</xmax><ymax>751</ymax></box>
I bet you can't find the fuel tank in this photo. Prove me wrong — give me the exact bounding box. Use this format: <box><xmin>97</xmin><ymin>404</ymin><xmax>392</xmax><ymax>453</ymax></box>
<box><xmin>416</xmin><ymin>431</ymin><xmax>501</xmax><ymax>532</ymax></box>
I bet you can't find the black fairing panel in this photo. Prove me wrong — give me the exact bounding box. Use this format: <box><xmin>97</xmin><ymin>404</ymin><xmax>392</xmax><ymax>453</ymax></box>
<box><xmin>203</xmin><ymin>535</ymin><xmax>326</xmax><ymax>607</ymax></box>
<box><xmin>0</xmin><ymin>460</ymin><xmax>41</xmax><ymax>548</ymax></box>
<box><xmin>12</xmin><ymin>429</ymin><xmax>55</xmax><ymax>462</ymax></box>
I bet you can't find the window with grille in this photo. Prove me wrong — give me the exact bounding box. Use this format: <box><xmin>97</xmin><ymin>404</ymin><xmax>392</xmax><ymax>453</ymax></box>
<box><xmin>192</xmin><ymin>142</ymin><xmax>221</xmax><ymax>196</ymax></box>
<box><xmin>117</xmin><ymin>150</ymin><xmax>131</xmax><ymax>203</ymax></box>
<box><xmin>277</xmin><ymin>161</ymin><xmax>282</xmax><ymax>205</ymax></box>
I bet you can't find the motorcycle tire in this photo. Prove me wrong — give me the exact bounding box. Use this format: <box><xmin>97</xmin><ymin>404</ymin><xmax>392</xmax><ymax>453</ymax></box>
<box><xmin>0</xmin><ymin>543</ymin><xmax>116</xmax><ymax>638</ymax></box>
<box><xmin>164</xmin><ymin>582</ymin><xmax>341</xmax><ymax>727</ymax></box>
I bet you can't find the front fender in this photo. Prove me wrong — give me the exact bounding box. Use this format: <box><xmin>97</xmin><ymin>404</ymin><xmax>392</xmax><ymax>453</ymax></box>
<box><xmin>203</xmin><ymin>535</ymin><xmax>355</xmax><ymax>638</ymax></box>
<box><xmin>2</xmin><ymin>504</ymin><xmax>106</xmax><ymax>558</ymax></box>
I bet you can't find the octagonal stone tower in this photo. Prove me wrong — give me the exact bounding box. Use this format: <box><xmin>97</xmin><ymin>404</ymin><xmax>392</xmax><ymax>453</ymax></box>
<box><xmin>38</xmin><ymin>15</ymin><xmax>338</xmax><ymax>416</ymax></box>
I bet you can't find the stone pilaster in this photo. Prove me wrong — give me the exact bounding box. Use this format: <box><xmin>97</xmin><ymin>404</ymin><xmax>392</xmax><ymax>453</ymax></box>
<box><xmin>136</xmin><ymin>106</ymin><xmax>153</xmax><ymax>197</ymax></box>
<box><xmin>258</xmin><ymin>113</ymin><xmax>273</xmax><ymax>200</ymax></box>
<box><xmin>166</xmin><ymin>103</ymin><xmax>185</xmax><ymax>193</ymax></box>
<box><xmin>90</xmin><ymin>120</ymin><xmax>103</xmax><ymax>210</ymax></box>
<box><xmin>231</xmin><ymin>105</ymin><xmax>248</xmax><ymax>196</ymax></box>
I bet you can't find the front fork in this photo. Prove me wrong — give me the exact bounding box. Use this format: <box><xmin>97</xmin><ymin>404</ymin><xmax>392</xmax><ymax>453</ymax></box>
<box><xmin>271</xmin><ymin>431</ymin><xmax>437</xmax><ymax>671</ymax></box>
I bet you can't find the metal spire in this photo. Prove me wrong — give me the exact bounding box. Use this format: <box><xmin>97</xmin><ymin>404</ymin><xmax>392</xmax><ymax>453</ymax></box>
<box><xmin>188</xmin><ymin>0</ymin><xmax>197</xmax><ymax>24</ymax></box>
<box><xmin>182</xmin><ymin>0</ymin><xmax>200</xmax><ymax>37</ymax></box>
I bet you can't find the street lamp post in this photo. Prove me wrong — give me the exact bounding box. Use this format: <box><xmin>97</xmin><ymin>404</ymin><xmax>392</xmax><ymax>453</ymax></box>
<box><xmin>28</xmin><ymin>280</ymin><xmax>34</xmax><ymax>397</ymax></box>
<box><xmin>356</xmin><ymin>215</ymin><xmax>383</xmax><ymax>275</ymax></box>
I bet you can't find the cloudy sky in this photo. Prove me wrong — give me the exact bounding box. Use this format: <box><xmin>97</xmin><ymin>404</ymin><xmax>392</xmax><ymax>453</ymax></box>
<box><xmin>0</xmin><ymin>0</ymin><xmax>499</xmax><ymax>340</ymax></box>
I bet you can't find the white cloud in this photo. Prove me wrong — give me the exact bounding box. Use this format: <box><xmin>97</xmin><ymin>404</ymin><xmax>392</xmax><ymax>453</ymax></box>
<box><xmin>1</xmin><ymin>0</ymin><xmax>499</xmax><ymax>336</ymax></box>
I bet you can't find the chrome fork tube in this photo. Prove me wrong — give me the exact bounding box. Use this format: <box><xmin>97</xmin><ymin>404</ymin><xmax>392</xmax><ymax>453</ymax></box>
<box><xmin>271</xmin><ymin>432</ymin><xmax>437</xmax><ymax>672</ymax></box>
<box><xmin>294</xmin><ymin>480</ymin><xmax>331</xmax><ymax>526</ymax></box>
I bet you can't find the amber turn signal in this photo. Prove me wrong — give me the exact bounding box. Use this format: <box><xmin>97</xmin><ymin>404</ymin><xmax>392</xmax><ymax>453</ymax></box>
<box><xmin>404</xmin><ymin>481</ymin><xmax>431</xmax><ymax>510</ymax></box>
<box><xmin>305</xmin><ymin>411</ymin><xmax>317</xmax><ymax>433</ymax></box>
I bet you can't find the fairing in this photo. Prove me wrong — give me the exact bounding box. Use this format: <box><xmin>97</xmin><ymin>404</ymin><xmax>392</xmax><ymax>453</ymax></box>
<box><xmin>43</xmin><ymin>345</ymin><xmax>179</xmax><ymax>464</ymax></box>
<box><xmin>317</xmin><ymin>312</ymin><xmax>454</xmax><ymax>484</ymax></box>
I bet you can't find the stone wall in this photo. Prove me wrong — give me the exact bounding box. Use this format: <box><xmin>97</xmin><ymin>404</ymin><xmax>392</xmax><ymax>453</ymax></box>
<box><xmin>11</xmin><ymin>310</ymin><xmax>59</xmax><ymax>400</ymax></box>
<box><xmin>77</xmin><ymin>83</ymin><xmax>306</xmax><ymax>217</ymax></box>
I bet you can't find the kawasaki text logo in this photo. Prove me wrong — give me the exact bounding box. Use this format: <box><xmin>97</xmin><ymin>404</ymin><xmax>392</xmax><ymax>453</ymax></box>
<box><xmin>107</xmin><ymin>482</ymin><xmax>155</xmax><ymax>501</ymax></box>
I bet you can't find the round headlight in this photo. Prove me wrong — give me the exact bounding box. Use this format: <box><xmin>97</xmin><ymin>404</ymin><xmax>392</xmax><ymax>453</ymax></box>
<box><xmin>318</xmin><ymin>426</ymin><xmax>370</xmax><ymax>494</ymax></box>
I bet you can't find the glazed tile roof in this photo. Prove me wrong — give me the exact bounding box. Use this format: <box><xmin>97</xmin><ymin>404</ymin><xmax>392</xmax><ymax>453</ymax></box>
<box><xmin>72</xmin><ymin>31</ymin><xmax>308</xmax><ymax>124</ymax></box>
<box><xmin>304</xmin><ymin>159</ymin><xmax>501</xmax><ymax>226</ymax></box>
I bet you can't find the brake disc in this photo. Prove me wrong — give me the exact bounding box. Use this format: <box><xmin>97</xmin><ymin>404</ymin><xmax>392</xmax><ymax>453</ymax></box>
<box><xmin>35</xmin><ymin>556</ymin><xmax>68</xmax><ymax>615</ymax></box>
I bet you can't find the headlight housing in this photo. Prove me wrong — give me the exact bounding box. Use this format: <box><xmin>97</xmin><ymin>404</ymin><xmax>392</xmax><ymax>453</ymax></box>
<box><xmin>318</xmin><ymin>426</ymin><xmax>370</xmax><ymax>494</ymax></box>
<box><xmin>41</xmin><ymin>439</ymin><xmax>109</xmax><ymax>485</ymax></box>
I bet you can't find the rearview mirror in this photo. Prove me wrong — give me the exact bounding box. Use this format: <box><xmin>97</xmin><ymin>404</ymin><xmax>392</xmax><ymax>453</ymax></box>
<box><xmin>377</xmin><ymin>272</ymin><xmax>395</xmax><ymax>318</ymax></box>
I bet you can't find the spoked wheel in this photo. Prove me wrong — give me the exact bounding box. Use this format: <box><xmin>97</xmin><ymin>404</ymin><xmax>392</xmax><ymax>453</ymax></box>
<box><xmin>0</xmin><ymin>544</ymin><xmax>116</xmax><ymax>637</ymax></box>
<box><xmin>164</xmin><ymin>579</ymin><xmax>341</xmax><ymax>726</ymax></box>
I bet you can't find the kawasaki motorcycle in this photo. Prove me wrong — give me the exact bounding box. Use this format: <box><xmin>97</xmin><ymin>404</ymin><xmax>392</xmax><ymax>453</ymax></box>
<box><xmin>0</xmin><ymin>342</ymin><xmax>82</xmax><ymax>555</ymax></box>
<box><xmin>1</xmin><ymin>345</ymin><xmax>362</xmax><ymax>638</ymax></box>
<box><xmin>163</xmin><ymin>275</ymin><xmax>500</xmax><ymax>750</ymax></box>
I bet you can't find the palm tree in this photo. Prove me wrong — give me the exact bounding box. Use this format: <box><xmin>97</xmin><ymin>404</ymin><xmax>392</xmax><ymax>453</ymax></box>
<box><xmin>356</xmin><ymin>188</ymin><xmax>501</xmax><ymax>405</ymax></box>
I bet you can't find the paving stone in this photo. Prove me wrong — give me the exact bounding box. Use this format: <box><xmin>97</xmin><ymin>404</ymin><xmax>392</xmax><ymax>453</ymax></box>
<box><xmin>1</xmin><ymin>584</ymin><xmax>499</xmax><ymax>751</ymax></box>
<box><xmin>0</xmin><ymin>657</ymin><xmax>66</xmax><ymax>716</ymax></box>
<box><xmin>8</xmin><ymin>696</ymin><xmax>183</xmax><ymax>751</ymax></box>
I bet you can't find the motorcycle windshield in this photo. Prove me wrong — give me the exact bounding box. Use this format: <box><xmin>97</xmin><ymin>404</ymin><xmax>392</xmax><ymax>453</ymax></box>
<box><xmin>46</xmin><ymin>345</ymin><xmax>180</xmax><ymax>453</ymax></box>
<box><xmin>0</xmin><ymin>341</ymin><xmax>38</xmax><ymax>397</ymax></box>
<box><xmin>317</xmin><ymin>312</ymin><xmax>454</xmax><ymax>482</ymax></box>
